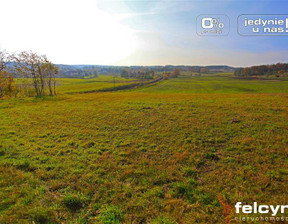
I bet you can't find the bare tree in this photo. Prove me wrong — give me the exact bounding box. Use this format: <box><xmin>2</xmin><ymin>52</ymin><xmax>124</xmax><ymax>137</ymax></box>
<box><xmin>42</xmin><ymin>58</ymin><xmax>58</xmax><ymax>96</ymax></box>
<box><xmin>11</xmin><ymin>51</ymin><xmax>58</xmax><ymax>97</ymax></box>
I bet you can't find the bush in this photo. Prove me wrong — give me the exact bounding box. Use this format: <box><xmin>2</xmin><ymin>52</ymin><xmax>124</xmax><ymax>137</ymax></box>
<box><xmin>0</xmin><ymin>73</ymin><xmax>16</xmax><ymax>98</ymax></box>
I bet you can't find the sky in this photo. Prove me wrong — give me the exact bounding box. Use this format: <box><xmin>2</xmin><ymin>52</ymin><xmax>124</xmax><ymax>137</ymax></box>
<box><xmin>1</xmin><ymin>0</ymin><xmax>288</xmax><ymax>66</ymax></box>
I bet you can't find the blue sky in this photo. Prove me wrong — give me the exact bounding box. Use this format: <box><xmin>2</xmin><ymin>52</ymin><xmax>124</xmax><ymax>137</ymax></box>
<box><xmin>98</xmin><ymin>0</ymin><xmax>288</xmax><ymax>66</ymax></box>
<box><xmin>1</xmin><ymin>0</ymin><xmax>288</xmax><ymax>66</ymax></box>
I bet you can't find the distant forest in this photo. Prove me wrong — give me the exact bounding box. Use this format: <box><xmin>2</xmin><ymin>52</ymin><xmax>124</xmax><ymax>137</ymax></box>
<box><xmin>56</xmin><ymin>65</ymin><xmax>235</xmax><ymax>78</ymax></box>
<box><xmin>57</xmin><ymin>65</ymin><xmax>99</xmax><ymax>78</ymax></box>
<box><xmin>234</xmin><ymin>63</ymin><xmax>288</xmax><ymax>77</ymax></box>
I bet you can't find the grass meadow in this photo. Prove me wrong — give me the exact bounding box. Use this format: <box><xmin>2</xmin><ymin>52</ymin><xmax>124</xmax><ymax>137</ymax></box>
<box><xmin>15</xmin><ymin>75</ymin><xmax>139</xmax><ymax>95</ymax></box>
<box><xmin>1</xmin><ymin>74</ymin><xmax>288</xmax><ymax>223</ymax></box>
<box><xmin>137</xmin><ymin>75</ymin><xmax>288</xmax><ymax>94</ymax></box>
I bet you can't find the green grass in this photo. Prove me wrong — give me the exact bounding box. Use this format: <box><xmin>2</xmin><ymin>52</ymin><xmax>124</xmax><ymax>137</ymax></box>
<box><xmin>137</xmin><ymin>75</ymin><xmax>288</xmax><ymax>93</ymax></box>
<box><xmin>1</xmin><ymin>74</ymin><xmax>288</xmax><ymax>223</ymax></box>
<box><xmin>16</xmin><ymin>75</ymin><xmax>139</xmax><ymax>94</ymax></box>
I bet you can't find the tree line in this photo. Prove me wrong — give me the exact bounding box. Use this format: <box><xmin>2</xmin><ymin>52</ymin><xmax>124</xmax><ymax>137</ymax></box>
<box><xmin>121</xmin><ymin>68</ymin><xmax>155</xmax><ymax>79</ymax></box>
<box><xmin>120</xmin><ymin>68</ymin><xmax>182</xmax><ymax>80</ymax></box>
<box><xmin>163</xmin><ymin>69</ymin><xmax>181</xmax><ymax>79</ymax></box>
<box><xmin>57</xmin><ymin>65</ymin><xmax>98</xmax><ymax>78</ymax></box>
<box><xmin>234</xmin><ymin>63</ymin><xmax>288</xmax><ymax>77</ymax></box>
<box><xmin>0</xmin><ymin>50</ymin><xmax>58</xmax><ymax>98</ymax></box>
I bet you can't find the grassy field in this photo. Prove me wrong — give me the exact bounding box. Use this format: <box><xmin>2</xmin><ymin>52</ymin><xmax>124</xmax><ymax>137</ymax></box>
<box><xmin>1</xmin><ymin>74</ymin><xmax>288</xmax><ymax>223</ymax></box>
<box><xmin>137</xmin><ymin>75</ymin><xmax>288</xmax><ymax>94</ymax></box>
<box><xmin>15</xmin><ymin>75</ymin><xmax>139</xmax><ymax>94</ymax></box>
